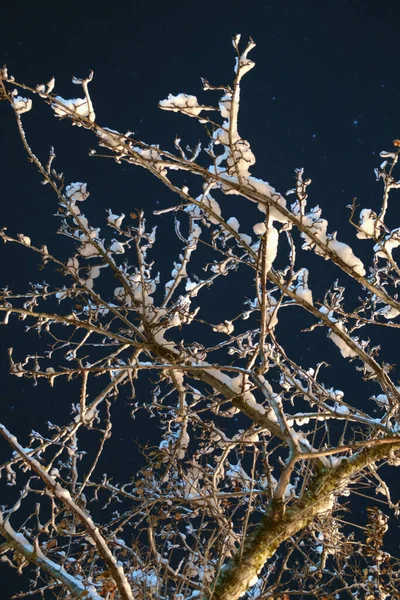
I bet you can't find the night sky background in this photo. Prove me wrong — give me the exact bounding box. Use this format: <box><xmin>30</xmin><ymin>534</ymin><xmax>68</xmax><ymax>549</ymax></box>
<box><xmin>1</xmin><ymin>0</ymin><xmax>400</xmax><ymax>596</ymax></box>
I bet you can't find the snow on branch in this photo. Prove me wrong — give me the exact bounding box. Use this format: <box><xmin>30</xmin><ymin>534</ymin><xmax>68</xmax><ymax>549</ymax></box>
<box><xmin>1</xmin><ymin>35</ymin><xmax>400</xmax><ymax>600</ymax></box>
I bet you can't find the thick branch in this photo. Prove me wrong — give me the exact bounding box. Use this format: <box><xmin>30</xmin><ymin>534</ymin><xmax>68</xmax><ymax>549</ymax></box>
<box><xmin>0</xmin><ymin>514</ymin><xmax>103</xmax><ymax>600</ymax></box>
<box><xmin>206</xmin><ymin>438</ymin><xmax>400</xmax><ymax>600</ymax></box>
<box><xmin>0</xmin><ymin>424</ymin><xmax>134</xmax><ymax>600</ymax></box>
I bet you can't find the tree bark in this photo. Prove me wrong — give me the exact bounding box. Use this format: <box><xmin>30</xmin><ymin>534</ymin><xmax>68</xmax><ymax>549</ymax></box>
<box><xmin>206</xmin><ymin>439</ymin><xmax>400</xmax><ymax>600</ymax></box>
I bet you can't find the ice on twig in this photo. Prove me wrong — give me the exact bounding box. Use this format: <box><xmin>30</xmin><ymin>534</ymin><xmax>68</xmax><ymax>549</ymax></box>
<box><xmin>65</xmin><ymin>182</ymin><xmax>89</xmax><ymax>202</ymax></box>
<box><xmin>52</xmin><ymin>96</ymin><xmax>92</xmax><ymax>119</ymax></box>
<box><xmin>357</xmin><ymin>208</ymin><xmax>382</xmax><ymax>239</ymax></box>
<box><xmin>159</xmin><ymin>93</ymin><xmax>214</xmax><ymax>117</ymax></box>
<box><xmin>12</xmin><ymin>95</ymin><xmax>32</xmax><ymax>114</ymax></box>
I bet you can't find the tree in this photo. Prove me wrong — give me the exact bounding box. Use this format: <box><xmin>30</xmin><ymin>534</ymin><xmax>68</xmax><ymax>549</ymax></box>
<box><xmin>0</xmin><ymin>35</ymin><xmax>400</xmax><ymax>600</ymax></box>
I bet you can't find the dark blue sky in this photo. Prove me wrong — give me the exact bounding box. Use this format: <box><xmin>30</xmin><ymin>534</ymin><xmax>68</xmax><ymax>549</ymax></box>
<box><xmin>2</xmin><ymin>1</ymin><xmax>400</xmax><ymax>443</ymax></box>
<box><xmin>1</xmin><ymin>2</ymin><xmax>400</xmax><ymax>593</ymax></box>
<box><xmin>2</xmin><ymin>0</ymin><xmax>400</xmax><ymax>469</ymax></box>
<box><xmin>2</xmin><ymin>1</ymin><xmax>400</xmax><ymax>244</ymax></box>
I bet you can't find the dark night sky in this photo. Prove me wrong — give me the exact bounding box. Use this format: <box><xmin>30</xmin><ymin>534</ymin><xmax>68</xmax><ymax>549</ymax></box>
<box><xmin>2</xmin><ymin>0</ymin><xmax>399</xmax><ymax>423</ymax></box>
<box><xmin>1</xmin><ymin>0</ymin><xmax>400</xmax><ymax>594</ymax></box>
